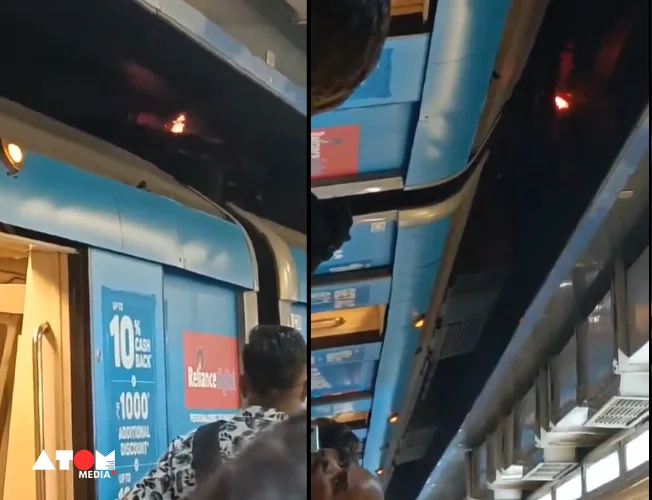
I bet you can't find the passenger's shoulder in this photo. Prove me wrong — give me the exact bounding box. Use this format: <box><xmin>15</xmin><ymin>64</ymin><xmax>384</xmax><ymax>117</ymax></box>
<box><xmin>167</xmin><ymin>429</ymin><xmax>197</xmax><ymax>454</ymax></box>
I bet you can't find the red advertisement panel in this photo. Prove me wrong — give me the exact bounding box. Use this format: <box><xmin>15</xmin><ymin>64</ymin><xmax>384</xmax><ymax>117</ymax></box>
<box><xmin>183</xmin><ymin>332</ymin><xmax>239</xmax><ymax>410</ymax></box>
<box><xmin>311</xmin><ymin>125</ymin><xmax>361</xmax><ymax>180</ymax></box>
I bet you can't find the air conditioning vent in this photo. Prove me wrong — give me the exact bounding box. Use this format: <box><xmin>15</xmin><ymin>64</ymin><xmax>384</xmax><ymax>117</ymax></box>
<box><xmin>586</xmin><ymin>397</ymin><xmax>649</xmax><ymax>429</ymax></box>
<box><xmin>434</xmin><ymin>273</ymin><xmax>503</xmax><ymax>359</ymax></box>
<box><xmin>439</xmin><ymin>316</ymin><xmax>485</xmax><ymax>359</ymax></box>
<box><xmin>523</xmin><ymin>462</ymin><xmax>575</xmax><ymax>481</ymax></box>
<box><xmin>395</xmin><ymin>426</ymin><xmax>437</xmax><ymax>464</ymax></box>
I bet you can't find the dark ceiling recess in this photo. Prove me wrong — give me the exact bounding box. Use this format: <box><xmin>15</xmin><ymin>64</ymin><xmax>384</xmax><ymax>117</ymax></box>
<box><xmin>386</xmin><ymin>0</ymin><xmax>649</xmax><ymax>497</ymax></box>
<box><xmin>0</xmin><ymin>0</ymin><xmax>307</xmax><ymax>233</ymax></box>
<box><xmin>183</xmin><ymin>0</ymin><xmax>307</xmax><ymax>86</ymax></box>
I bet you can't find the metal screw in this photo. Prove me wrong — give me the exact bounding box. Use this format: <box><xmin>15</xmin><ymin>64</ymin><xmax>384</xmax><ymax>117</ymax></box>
<box><xmin>265</xmin><ymin>51</ymin><xmax>276</xmax><ymax>68</ymax></box>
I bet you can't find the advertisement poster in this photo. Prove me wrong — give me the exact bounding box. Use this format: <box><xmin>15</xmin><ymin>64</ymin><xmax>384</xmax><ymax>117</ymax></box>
<box><xmin>311</xmin><ymin>285</ymin><xmax>371</xmax><ymax>312</ymax></box>
<box><xmin>100</xmin><ymin>287</ymin><xmax>159</xmax><ymax>500</ymax></box>
<box><xmin>290</xmin><ymin>303</ymin><xmax>307</xmax><ymax>340</ymax></box>
<box><xmin>311</xmin><ymin>125</ymin><xmax>361</xmax><ymax>180</ymax></box>
<box><xmin>183</xmin><ymin>332</ymin><xmax>240</xmax><ymax>411</ymax></box>
<box><xmin>311</xmin><ymin>344</ymin><xmax>381</xmax><ymax>398</ymax></box>
<box><xmin>315</xmin><ymin>219</ymin><xmax>396</xmax><ymax>274</ymax></box>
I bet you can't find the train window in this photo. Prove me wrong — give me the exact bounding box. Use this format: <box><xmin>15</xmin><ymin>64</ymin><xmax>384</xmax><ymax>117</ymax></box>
<box><xmin>625</xmin><ymin>429</ymin><xmax>649</xmax><ymax>471</ymax></box>
<box><xmin>555</xmin><ymin>473</ymin><xmax>582</xmax><ymax>500</ymax></box>
<box><xmin>585</xmin><ymin>451</ymin><xmax>620</xmax><ymax>492</ymax></box>
<box><xmin>625</xmin><ymin>247</ymin><xmax>649</xmax><ymax>363</ymax></box>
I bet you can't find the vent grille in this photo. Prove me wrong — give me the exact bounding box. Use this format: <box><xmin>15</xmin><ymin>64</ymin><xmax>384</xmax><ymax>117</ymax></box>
<box><xmin>586</xmin><ymin>397</ymin><xmax>649</xmax><ymax>428</ymax></box>
<box><xmin>523</xmin><ymin>462</ymin><xmax>575</xmax><ymax>481</ymax></box>
<box><xmin>433</xmin><ymin>272</ymin><xmax>504</xmax><ymax>360</ymax></box>
<box><xmin>439</xmin><ymin>316</ymin><xmax>486</xmax><ymax>359</ymax></box>
<box><xmin>395</xmin><ymin>426</ymin><xmax>437</xmax><ymax>465</ymax></box>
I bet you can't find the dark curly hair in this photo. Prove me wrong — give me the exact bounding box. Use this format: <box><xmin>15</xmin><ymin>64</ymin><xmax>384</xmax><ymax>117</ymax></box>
<box><xmin>311</xmin><ymin>0</ymin><xmax>391</xmax><ymax>114</ymax></box>
<box><xmin>312</xmin><ymin>419</ymin><xmax>361</xmax><ymax>465</ymax></box>
<box><xmin>242</xmin><ymin>325</ymin><xmax>307</xmax><ymax>397</ymax></box>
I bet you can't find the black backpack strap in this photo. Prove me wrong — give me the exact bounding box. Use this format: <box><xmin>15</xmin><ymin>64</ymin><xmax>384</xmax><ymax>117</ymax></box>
<box><xmin>192</xmin><ymin>420</ymin><xmax>224</xmax><ymax>485</ymax></box>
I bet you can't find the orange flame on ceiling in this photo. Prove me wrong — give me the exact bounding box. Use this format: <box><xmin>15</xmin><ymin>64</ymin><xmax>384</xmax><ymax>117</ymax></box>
<box><xmin>169</xmin><ymin>113</ymin><xmax>186</xmax><ymax>134</ymax></box>
<box><xmin>554</xmin><ymin>95</ymin><xmax>570</xmax><ymax>111</ymax></box>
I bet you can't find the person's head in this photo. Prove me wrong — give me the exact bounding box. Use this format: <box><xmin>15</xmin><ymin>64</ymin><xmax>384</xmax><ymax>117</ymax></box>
<box><xmin>311</xmin><ymin>0</ymin><xmax>391</xmax><ymax>115</ymax></box>
<box><xmin>194</xmin><ymin>413</ymin><xmax>307</xmax><ymax>500</ymax></box>
<box><xmin>311</xmin><ymin>420</ymin><xmax>384</xmax><ymax>500</ymax></box>
<box><xmin>241</xmin><ymin>325</ymin><xmax>307</xmax><ymax>414</ymax></box>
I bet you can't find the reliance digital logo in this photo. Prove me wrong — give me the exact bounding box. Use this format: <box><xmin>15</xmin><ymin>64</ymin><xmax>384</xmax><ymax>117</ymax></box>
<box><xmin>33</xmin><ymin>450</ymin><xmax>116</xmax><ymax>479</ymax></box>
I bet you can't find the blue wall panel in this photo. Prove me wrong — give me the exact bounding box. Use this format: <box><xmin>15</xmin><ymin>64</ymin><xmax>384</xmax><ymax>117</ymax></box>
<box><xmin>353</xmin><ymin>428</ymin><xmax>368</xmax><ymax>441</ymax></box>
<box><xmin>290</xmin><ymin>247</ymin><xmax>308</xmax><ymax>303</ymax></box>
<box><xmin>0</xmin><ymin>153</ymin><xmax>255</xmax><ymax>289</ymax></box>
<box><xmin>311</xmin><ymin>274</ymin><xmax>392</xmax><ymax>313</ymax></box>
<box><xmin>311</xmin><ymin>343</ymin><xmax>382</xmax><ymax>398</ymax></box>
<box><xmin>339</xmin><ymin>35</ymin><xmax>429</xmax><ymax>110</ymax></box>
<box><xmin>363</xmin><ymin>217</ymin><xmax>452</xmax><ymax>471</ymax></box>
<box><xmin>88</xmin><ymin>249</ymin><xmax>168</xmax><ymax>500</ymax></box>
<box><xmin>315</xmin><ymin>217</ymin><xmax>397</xmax><ymax>274</ymax></box>
<box><xmin>311</xmin><ymin>103</ymin><xmax>419</xmax><ymax>177</ymax></box>
<box><xmin>163</xmin><ymin>269</ymin><xmax>240</xmax><ymax>440</ymax></box>
<box><xmin>291</xmin><ymin>303</ymin><xmax>307</xmax><ymax>339</ymax></box>
<box><xmin>405</xmin><ymin>0</ymin><xmax>511</xmax><ymax>187</ymax></box>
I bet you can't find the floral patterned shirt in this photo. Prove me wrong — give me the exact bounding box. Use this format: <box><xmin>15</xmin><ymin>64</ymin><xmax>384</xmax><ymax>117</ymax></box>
<box><xmin>124</xmin><ymin>406</ymin><xmax>286</xmax><ymax>499</ymax></box>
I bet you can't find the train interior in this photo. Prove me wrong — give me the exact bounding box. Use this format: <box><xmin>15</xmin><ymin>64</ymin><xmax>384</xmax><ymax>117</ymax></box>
<box><xmin>0</xmin><ymin>16</ymin><xmax>308</xmax><ymax>494</ymax></box>
<box><xmin>0</xmin><ymin>0</ymin><xmax>649</xmax><ymax>499</ymax></box>
<box><xmin>0</xmin><ymin>115</ymin><xmax>307</xmax><ymax>500</ymax></box>
<box><xmin>443</xmin><ymin>109</ymin><xmax>649</xmax><ymax>500</ymax></box>
<box><xmin>309</xmin><ymin>0</ymin><xmax>542</xmax><ymax>478</ymax></box>
<box><xmin>309</xmin><ymin>0</ymin><xmax>649</xmax><ymax>498</ymax></box>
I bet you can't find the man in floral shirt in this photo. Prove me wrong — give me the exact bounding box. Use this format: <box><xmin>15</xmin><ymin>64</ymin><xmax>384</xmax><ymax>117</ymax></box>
<box><xmin>124</xmin><ymin>325</ymin><xmax>307</xmax><ymax>499</ymax></box>
<box><xmin>193</xmin><ymin>412</ymin><xmax>308</xmax><ymax>500</ymax></box>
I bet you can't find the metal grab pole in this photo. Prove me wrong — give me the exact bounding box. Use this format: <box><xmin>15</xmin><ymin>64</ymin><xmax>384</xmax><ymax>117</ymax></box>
<box><xmin>32</xmin><ymin>322</ymin><xmax>51</xmax><ymax>500</ymax></box>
